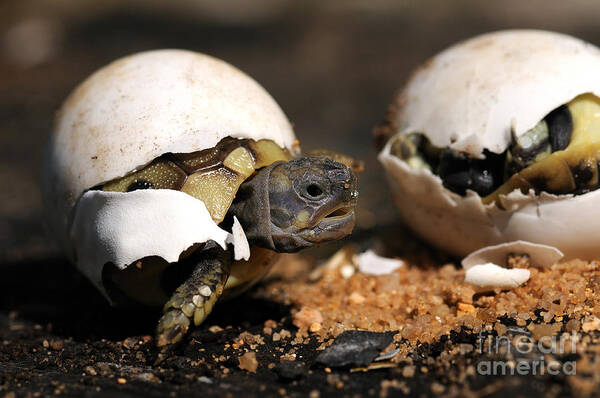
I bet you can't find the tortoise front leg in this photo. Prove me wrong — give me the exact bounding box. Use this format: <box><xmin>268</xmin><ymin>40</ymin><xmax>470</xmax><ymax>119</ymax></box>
<box><xmin>156</xmin><ymin>242</ymin><xmax>232</xmax><ymax>347</ymax></box>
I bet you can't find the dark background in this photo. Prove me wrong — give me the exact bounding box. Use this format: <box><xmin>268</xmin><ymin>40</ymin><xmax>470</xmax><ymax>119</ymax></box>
<box><xmin>4</xmin><ymin>0</ymin><xmax>600</xmax><ymax>265</ymax></box>
<box><xmin>3</xmin><ymin>1</ymin><xmax>600</xmax><ymax>396</ymax></box>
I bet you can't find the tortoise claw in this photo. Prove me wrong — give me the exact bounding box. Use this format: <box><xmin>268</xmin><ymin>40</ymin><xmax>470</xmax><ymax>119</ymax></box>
<box><xmin>156</xmin><ymin>311</ymin><xmax>189</xmax><ymax>347</ymax></box>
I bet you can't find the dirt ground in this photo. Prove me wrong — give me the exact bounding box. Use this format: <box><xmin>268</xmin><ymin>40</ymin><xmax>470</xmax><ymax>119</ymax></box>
<box><xmin>4</xmin><ymin>1</ymin><xmax>600</xmax><ymax>397</ymax></box>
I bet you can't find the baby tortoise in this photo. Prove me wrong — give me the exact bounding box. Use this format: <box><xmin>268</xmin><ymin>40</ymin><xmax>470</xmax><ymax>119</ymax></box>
<box><xmin>390</xmin><ymin>93</ymin><xmax>600</xmax><ymax>203</ymax></box>
<box><xmin>99</xmin><ymin>137</ymin><xmax>358</xmax><ymax>347</ymax></box>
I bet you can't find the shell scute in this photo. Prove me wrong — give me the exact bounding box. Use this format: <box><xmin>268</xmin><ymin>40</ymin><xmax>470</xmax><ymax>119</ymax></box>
<box><xmin>103</xmin><ymin>160</ymin><xmax>187</xmax><ymax>192</ymax></box>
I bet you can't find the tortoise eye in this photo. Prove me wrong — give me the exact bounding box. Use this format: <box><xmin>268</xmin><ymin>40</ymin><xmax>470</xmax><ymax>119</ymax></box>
<box><xmin>127</xmin><ymin>180</ymin><xmax>154</xmax><ymax>192</ymax></box>
<box><xmin>302</xmin><ymin>183</ymin><xmax>325</xmax><ymax>200</ymax></box>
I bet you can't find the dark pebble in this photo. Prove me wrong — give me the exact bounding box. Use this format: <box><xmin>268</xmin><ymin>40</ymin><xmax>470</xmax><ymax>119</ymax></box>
<box><xmin>315</xmin><ymin>330</ymin><xmax>395</xmax><ymax>368</ymax></box>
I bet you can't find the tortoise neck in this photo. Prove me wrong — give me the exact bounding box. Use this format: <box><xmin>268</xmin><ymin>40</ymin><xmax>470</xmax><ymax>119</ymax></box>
<box><xmin>228</xmin><ymin>163</ymin><xmax>277</xmax><ymax>251</ymax></box>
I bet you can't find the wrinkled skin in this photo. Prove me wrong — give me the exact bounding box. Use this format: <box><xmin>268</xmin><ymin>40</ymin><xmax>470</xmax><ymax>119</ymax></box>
<box><xmin>156</xmin><ymin>157</ymin><xmax>358</xmax><ymax>350</ymax></box>
<box><xmin>230</xmin><ymin>157</ymin><xmax>358</xmax><ymax>252</ymax></box>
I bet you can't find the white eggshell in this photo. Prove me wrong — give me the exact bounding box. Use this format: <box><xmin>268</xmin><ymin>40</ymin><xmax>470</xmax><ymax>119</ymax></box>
<box><xmin>394</xmin><ymin>30</ymin><xmax>600</xmax><ymax>156</ymax></box>
<box><xmin>71</xmin><ymin>189</ymin><xmax>250</xmax><ymax>296</ymax></box>
<box><xmin>379</xmin><ymin>30</ymin><xmax>600</xmax><ymax>259</ymax></box>
<box><xmin>461</xmin><ymin>240</ymin><xmax>563</xmax><ymax>270</ymax></box>
<box><xmin>354</xmin><ymin>250</ymin><xmax>404</xmax><ymax>275</ymax></box>
<box><xmin>42</xmin><ymin>49</ymin><xmax>296</xmax><ymax>257</ymax></box>
<box><xmin>227</xmin><ymin>217</ymin><xmax>251</xmax><ymax>262</ymax></box>
<box><xmin>464</xmin><ymin>263</ymin><xmax>530</xmax><ymax>291</ymax></box>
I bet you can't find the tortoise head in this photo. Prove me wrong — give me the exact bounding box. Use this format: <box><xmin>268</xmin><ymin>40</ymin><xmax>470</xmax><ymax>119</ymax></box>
<box><xmin>230</xmin><ymin>157</ymin><xmax>358</xmax><ymax>252</ymax></box>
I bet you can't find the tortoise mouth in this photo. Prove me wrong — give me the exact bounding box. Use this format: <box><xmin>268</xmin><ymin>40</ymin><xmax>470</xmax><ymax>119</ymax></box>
<box><xmin>305</xmin><ymin>203</ymin><xmax>356</xmax><ymax>243</ymax></box>
<box><xmin>323</xmin><ymin>204</ymin><xmax>355</xmax><ymax>220</ymax></box>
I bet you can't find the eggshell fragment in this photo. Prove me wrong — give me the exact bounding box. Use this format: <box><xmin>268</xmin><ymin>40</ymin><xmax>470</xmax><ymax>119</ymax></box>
<box><xmin>462</xmin><ymin>240</ymin><xmax>563</xmax><ymax>270</ymax></box>
<box><xmin>71</xmin><ymin>189</ymin><xmax>250</xmax><ymax>294</ymax></box>
<box><xmin>380</xmin><ymin>147</ymin><xmax>600</xmax><ymax>259</ymax></box>
<box><xmin>355</xmin><ymin>250</ymin><xmax>404</xmax><ymax>275</ymax></box>
<box><xmin>379</xmin><ymin>30</ymin><xmax>600</xmax><ymax>259</ymax></box>
<box><xmin>464</xmin><ymin>263</ymin><xmax>530</xmax><ymax>290</ymax></box>
<box><xmin>227</xmin><ymin>217</ymin><xmax>251</xmax><ymax>262</ymax></box>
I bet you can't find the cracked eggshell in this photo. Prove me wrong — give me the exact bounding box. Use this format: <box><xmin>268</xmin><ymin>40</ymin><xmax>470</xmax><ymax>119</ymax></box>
<box><xmin>71</xmin><ymin>190</ymin><xmax>251</xmax><ymax>295</ymax></box>
<box><xmin>393</xmin><ymin>30</ymin><xmax>600</xmax><ymax>156</ymax></box>
<box><xmin>41</xmin><ymin>49</ymin><xmax>296</xmax><ymax>290</ymax></box>
<box><xmin>379</xmin><ymin>30</ymin><xmax>600</xmax><ymax>259</ymax></box>
<box><xmin>461</xmin><ymin>240</ymin><xmax>563</xmax><ymax>270</ymax></box>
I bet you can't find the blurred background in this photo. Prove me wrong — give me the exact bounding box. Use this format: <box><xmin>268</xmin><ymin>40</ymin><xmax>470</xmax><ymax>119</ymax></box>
<box><xmin>3</xmin><ymin>0</ymin><xmax>600</xmax><ymax>265</ymax></box>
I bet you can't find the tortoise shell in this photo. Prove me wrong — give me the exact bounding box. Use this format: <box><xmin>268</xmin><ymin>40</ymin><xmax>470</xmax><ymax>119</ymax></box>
<box><xmin>102</xmin><ymin>137</ymin><xmax>292</xmax><ymax>223</ymax></box>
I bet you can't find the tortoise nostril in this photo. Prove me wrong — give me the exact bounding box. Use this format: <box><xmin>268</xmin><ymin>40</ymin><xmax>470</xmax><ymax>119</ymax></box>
<box><xmin>306</xmin><ymin>184</ymin><xmax>324</xmax><ymax>198</ymax></box>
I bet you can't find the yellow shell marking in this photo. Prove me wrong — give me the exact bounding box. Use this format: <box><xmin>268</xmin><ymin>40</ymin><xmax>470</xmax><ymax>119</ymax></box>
<box><xmin>102</xmin><ymin>160</ymin><xmax>186</xmax><ymax>192</ymax></box>
<box><xmin>249</xmin><ymin>139</ymin><xmax>292</xmax><ymax>169</ymax></box>
<box><xmin>181</xmin><ymin>168</ymin><xmax>245</xmax><ymax>223</ymax></box>
<box><xmin>223</xmin><ymin>147</ymin><xmax>255</xmax><ymax>178</ymax></box>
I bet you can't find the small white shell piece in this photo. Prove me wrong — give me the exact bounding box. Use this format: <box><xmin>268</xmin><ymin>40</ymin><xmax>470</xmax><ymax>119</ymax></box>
<box><xmin>464</xmin><ymin>264</ymin><xmax>530</xmax><ymax>291</ymax></box>
<box><xmin>354</xmin><ymin>250</ymin><xmax>404</xmax><ymax>275</ymax></box>
<box><xmin>379</xmin><ymin>30</ymin><xmax>600</xmax><ymax>259</ymax></box>
<box><xmin>42</xmin><ymin>49</ymin><xmax>296</xmax><ymax>293</ymax></box>
<box><xmin>227</xmin><ymin>216</ymin><xmax>251</xmax><ymax>261</ymax></box>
